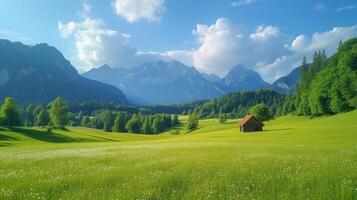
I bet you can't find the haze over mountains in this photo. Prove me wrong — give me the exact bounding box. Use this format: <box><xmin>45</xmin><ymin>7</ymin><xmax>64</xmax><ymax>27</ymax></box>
<box><xmin>0</xmin><ymin>39</ymin><xmax>302</xmax><ymax>105</ymax></box>
<box><xmin>0</xmin><ymin>39</ymin><xmax>128</xmax><ymax>104</ymax></box>
<box><xmin>83</xmin><ymin>61</ymin><xmax>299</xmax><ymax>105</ymax></box>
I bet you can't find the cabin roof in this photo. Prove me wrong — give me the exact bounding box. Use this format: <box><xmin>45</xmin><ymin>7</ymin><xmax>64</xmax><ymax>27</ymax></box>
<box><xmin>239</xmin><ymin>115</ymin><xmax>263</xmax><ymax>126</ymax></box>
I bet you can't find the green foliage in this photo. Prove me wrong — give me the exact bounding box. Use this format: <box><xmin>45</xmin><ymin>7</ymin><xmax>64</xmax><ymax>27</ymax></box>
<box><xmin>25</xmin><ymin>104</ymin><xmax>35</xmax><ymax>127</ymax></box>
<box><xmin>81</xmin><ymin>116</ymin><xmax>91</xmax><ymax>128</ymax></box>
<box><xmin>249</xmin><ymin>103</ymin><xmax>274</xmax><ymax>122</ymax></box>
<box><xmin>102</xmin><ymin>111</ymin><xmax>115</xmax><ymax>132</ymax></box>
<box><xmin>294</xmin><ymin>38</ymin><xmax>357</xmax><ymax>116</ymax></box>
<box><xmin>0</xmin><ymin>97</ymin><xmax>21</xmax><ymax>127</ymax></box>
<box><xmin>142</xmin><ymin>117</ymin><xmax>152</xmax><ymax>134</ymax></box>
<box><xmin>112</xmin><ymin>113</ymin><xmax>127</xmax><ymax>132</ymax></box>
<box><xmin>218</xmin><ymin>109</ymin><xmax>227</xmax><ymax>124</ymax></box>
<box><xmin>35</xmin><ymin>109</ymin><xmax>50</xmax><ymax>127</ymax></box>
<box><xmin>49</xmin><ymin>97</ymin><xmax>69</xmax><ymax>129</ymax></box>
<box><xmin>187</xmin><ymin>113</ymin><xmax>199</xmax><ymax>131</ymax></box>
<box><xmin>126</xmin><ymin>114</ymin><xmax>142</xmax><ymax>133</ymax></box>
<box><xmin>172</xmin><ymin>115</ymin><xmax>180</xmax><ymax>126</ymax></box>
<box><xmin>196</xmin><ymin>90</ymin><xmax>286</xmax><ymax>119</ymax></box>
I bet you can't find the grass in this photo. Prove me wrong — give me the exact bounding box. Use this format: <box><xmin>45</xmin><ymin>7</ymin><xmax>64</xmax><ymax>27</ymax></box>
<box><xmin>0</xmin><ymin>111</ymin><xmax>357</xmax><ymax>199</ymax></box>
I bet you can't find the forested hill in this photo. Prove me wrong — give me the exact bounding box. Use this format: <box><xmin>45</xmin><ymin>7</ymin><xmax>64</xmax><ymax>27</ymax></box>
<box><xmin>193</xmin><ymin>90</ymin><xmax>286</xmax><ymax>119</ymax></box>
<box><xmin>283</xmin><ymin>38</ymin><xmax>357</xmax><ymax>116</ymax></box>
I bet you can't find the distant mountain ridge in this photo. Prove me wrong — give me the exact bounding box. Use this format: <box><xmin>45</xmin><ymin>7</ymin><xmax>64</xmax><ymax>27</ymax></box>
<box><xmin>84</xmin><ymin>61</ymin><xmax>273</xmax><ymax>105</ymax></box>
<box><xmin>219</xmin><ymin>65</ymin><xmax>270</xmax><ymax>92</ymax></box>
<box><xmin>0</xmin><ymin>39</ymin><xmax>128</xmax><ymax>104</ymax></box>
<box><xmin>84</xmin><ymin>60</ymin><xmax>226</xmax><ymax>105</ymax></box>
<box><xmin>271</xmin><ymin>64</ymin><xmax>310</xmax><ymax>93</ymax></box>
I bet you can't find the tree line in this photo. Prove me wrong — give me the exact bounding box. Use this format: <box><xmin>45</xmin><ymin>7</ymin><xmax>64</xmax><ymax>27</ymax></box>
<box><xmin>191</xmin><ymin>90</ymin><xmax>286</xmax><ymax>119</ymax></box>
<box><xmin>0</xmin><ymin>96</ymin><xmax>183</xmax><ymax>134</ymax></box>
<box><xmin>282</xmin><ymin>38</ymin><xmax>357</xmax><ymax>116</ymax></box>
<box><xmin>81</xmin><ymin>110</ymin><xmax>180</xmax><ymax>134</ymax></box>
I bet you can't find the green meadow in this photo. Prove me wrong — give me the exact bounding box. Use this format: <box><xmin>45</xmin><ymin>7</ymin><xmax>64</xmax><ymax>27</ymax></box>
<box><xmin>1</xmin><ymin>111</ymin><xmax>357</xmax><ymax>200</ymax></box>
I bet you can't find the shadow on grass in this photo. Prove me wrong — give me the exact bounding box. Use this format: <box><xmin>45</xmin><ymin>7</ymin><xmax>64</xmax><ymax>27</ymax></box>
<box><xmin>9</xmin><ymin>127</ymin><xmax>78</xmax><ymax>143</ymax></box>
<box><xmin>0</xmin><ymin>134</ymin><xmax>18</xmax><ymax>141</ymax></box>
<box><xmin>186</xmin><ymin>127</ymin><xmax>200</xmax><ymax>134</ymax></box>
<box><xmin>87</xmin><ymin>135</ymin><xmax>119</xmax><ymax>142</ymax></box>
<box><xmin>0</xmin><ymin>142</ymin><xmax>13</xmax><ymax>147</ymax></box>
<box><xmin>264</xmin><ymin>128</ymin><xmax>293</xmax><ymax>132</ymax></box>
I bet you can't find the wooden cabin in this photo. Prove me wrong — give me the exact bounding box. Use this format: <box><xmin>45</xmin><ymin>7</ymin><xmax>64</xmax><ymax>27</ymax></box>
<box><xmin>239</xmin><ymin>115</ymin><xmax>263</xmax><ymax>132</ymax></box>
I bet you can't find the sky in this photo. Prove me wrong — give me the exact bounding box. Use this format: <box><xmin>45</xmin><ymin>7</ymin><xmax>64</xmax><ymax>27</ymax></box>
<box><xmin>0</xmin><ymin>0</ymin><xmax>356</xmax><ymax>82</ymax></box>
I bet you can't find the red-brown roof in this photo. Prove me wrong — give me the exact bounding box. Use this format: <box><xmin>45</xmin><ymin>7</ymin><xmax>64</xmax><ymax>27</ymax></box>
<box><xmin>239</xmin><ymin>115</ymin><xmax>263</xmax><ymax>126</ymax></box>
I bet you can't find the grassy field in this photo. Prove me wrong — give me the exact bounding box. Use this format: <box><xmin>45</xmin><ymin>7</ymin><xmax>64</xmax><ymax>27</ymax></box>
<box><xmin>0</xmin><ymin>111</ymin><xmax>357</xmax><ymax>199</ymax></box>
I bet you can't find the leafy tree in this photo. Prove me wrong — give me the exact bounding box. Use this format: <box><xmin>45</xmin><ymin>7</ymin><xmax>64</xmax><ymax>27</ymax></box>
<box><xmin>142</xmin><ymin>116</ymin><xmax>152</xmax><ymax>134</ymax></box>
<box><xmin>112</xmin><ymin>113</ymin><xmax>127</xmax><ymax>132</ymax></box>
<box><xmin>36</xmin><ymin>109</ymin><xmax>50</xmax><ymax>127</ymax></box>
<box><xmin>25</xmin><ymin>104</ymin><xmax>35</xmax><ymax>127</ymax></box>
<box><xmin>0</xmin><ymin>97</ymin><xmax>21</xmax><ymax>127</ymax></box>
<box><xmin>172</xmin><ymin>114</ymin><xmax>179</xmax><ymax>126</ymax></box>
<box><xmin>187</xmin><ymin>113</ymin><xmax>199</xmax><ymax>131</ymax></box>
<box><xmin>49</xmin><ymin>97</ymin><xmax>69</xmax><ymax>129</ymax></box>
<box><xmin>218</xmin><ymin>109</ymin><xmax>227</xmax><ymax>124</ymax></box>
<box><xmin>126</xmin><ymin>114</ymin><xmax>142</xmax><ymax>133</ymax></box>
<box><xmin>151</xmin><ymin>117</ymin><xmax>160</xmax><ymax>134</ymax></box>
<box><xmin>102</xmin><ymin>111</ymin><xmax>114</xmax><ymax>132</ymax></box>
<box><xmin>249</xmin><ymin>103</ymin><xmax>274</xmax><ymax>122</ymax></box>
<box><xmin>81</xmin><ymin>116</ymin><xmax>91</xmax><ymax>128</ymax></box>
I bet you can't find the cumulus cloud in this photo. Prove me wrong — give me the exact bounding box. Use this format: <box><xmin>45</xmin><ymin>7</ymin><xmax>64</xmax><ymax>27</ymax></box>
<box><xmin>258</xmin><ymin>25</ymin><xmax>357</xmax><ymax>81</ymax></box>
<box><xmin>231</xmin><ymin>0</ymin><xmax>257</xmax><ymax>7</ymax></box>
<box><xmin>58</xmin><ymin>18</ymin><xmax>165</xmax><ymax>70</ymax></box>
<box><xmin>59</xmin><ymin>5</ymin><xmax>357</xmax><ymax>82</ymax></box>
<box><xmin>187</xmin><ymin>18</ymin><xmax>290</xmax><ymax>77</ymax></box>
<box><xmin>113</xmin><ymin>0</ymin><xmax>165</xmax><ymax>23</ymax></box>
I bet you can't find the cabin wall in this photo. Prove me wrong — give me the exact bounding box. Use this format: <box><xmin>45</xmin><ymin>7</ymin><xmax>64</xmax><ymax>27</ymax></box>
<box><xmin>240</xmin><ymin>121</ymin><xmax>263</xmax><ymax>132</ymax></box>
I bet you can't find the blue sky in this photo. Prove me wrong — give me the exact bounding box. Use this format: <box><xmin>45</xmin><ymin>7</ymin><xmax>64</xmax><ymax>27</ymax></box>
<box><xmin>1</xmin><ymin>0</ymin><xmax>357</xmax><ymax>82</ymax></box>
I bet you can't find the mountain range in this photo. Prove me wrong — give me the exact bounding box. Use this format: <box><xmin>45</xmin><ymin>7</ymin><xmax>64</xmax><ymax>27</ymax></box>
<box><xmin>83</xmin><ymin>61</ymin><xmax>287</xmax><ymax>105</ymax></box>
<box><xmin>0</xmin><ymin>39</ymin><xmax>128</xmax><ymax>104</ymax></box>
<box><xmin>0</xmin><ymin>39</ymin><xmax>302</xmax><ymax>105</ymax></box>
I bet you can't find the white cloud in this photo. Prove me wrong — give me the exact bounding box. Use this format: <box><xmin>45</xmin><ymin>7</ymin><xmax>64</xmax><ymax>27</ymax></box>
<box><xmin>186</xmin><ymin>18</ymin><xmax>290</xmax><ymax>77</ymax></box>
<box><xmin>113</xmin><ymin>0</ymin><xmax>165</xmax><ymax>23</ymax></box>
<box><xmin>313</xmin><ymin>3</ymin><xmax>327</xmax><ymax>12</ymax></box>
<box><xmin>231</xmin><ymin>0</ymin><xmax>257</xmax><ymax>7</ymax></box>
<box><xmin>258</xmin><ymin>25</ymin><xmax>357</xmax><ymax>82</ymax></box>
<box><xmin>59</xmin><ymin>5</ymin><xmax>357</xmax><ymax>83</ymax></box>
<box><xmin>58</xmin><ymin>18</ymin><xmax>140</xmax><ymax>69</ymax></box>
<box><xmin>337</xmin><ymin>5</ymin><xmax>355</xmax><ymax>12</ymax></box>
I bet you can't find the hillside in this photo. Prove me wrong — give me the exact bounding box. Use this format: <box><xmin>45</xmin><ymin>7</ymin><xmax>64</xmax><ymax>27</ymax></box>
<box><xmin>0</xmin><ymin>39</ymin><xmax>128</xmax><ymax>104</ymax></box>
<box><xmin>1</xmin><ymin>111</ymin><xmax>356</xmax><ymax>199</ymax></box>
